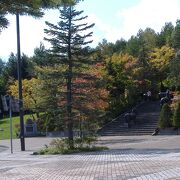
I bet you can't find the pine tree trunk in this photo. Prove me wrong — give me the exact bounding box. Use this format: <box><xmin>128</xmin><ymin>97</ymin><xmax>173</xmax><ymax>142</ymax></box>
<box><xmin>67</xmin><ymin>71</ymin><xmax>73</xmax><ymax>148</ymax></box>
<box><xmin>67</xmin><ymin>6</ymin><xmax>74</xmax><ymax>148</ymax></box>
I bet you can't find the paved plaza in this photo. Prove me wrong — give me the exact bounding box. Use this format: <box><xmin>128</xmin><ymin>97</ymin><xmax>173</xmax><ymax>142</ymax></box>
<box><xmin>1</xmin><ymin>136</ymin><xmax>180</xmax><ymax>179</ymax></box>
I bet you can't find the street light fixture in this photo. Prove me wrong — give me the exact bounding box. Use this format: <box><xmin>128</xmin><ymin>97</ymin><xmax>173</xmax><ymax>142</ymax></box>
<box><xmin>16</xmin><ymin>13</ymin><xmax>25</xmax><ymax>151</ymax></box>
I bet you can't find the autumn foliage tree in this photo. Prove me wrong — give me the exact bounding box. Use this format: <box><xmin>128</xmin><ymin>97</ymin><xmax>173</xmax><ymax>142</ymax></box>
<box><xmin>72</xmin><ymin>62</ymin><xmax>109</xmax><ymax>132</ymax></box>
<box><xmin>8</xmin><ymin>78</ymin><xmax>41</xmax><ymax>112</ymax></box>
<box><xmin>149</xmin><ymin>45</ymin><xmax>175</xmax><ymax>84</ymax></box>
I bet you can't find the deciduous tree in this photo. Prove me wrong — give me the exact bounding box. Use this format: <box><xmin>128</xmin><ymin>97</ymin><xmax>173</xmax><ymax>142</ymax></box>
<box><xmin>149</xmin><ymin>45</ymin><xmax>175</xmax><ymax>83</ymax></box>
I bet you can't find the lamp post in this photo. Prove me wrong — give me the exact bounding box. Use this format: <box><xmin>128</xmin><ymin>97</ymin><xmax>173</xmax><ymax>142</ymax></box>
<box><xmin>9</xmin><ymin>96</ymin><xmax>13</xmax><ymax>154</ymax></box>
<box><xmin>16</xmin><ymin>13</ymin><xmax>25</xmax><ymax>151</ymax></box>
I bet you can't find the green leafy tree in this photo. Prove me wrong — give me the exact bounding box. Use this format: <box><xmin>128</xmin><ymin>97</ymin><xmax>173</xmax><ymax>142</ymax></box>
<box><xmin>113</xmin><ymin>39</ymin><xmax>127</xmax><ymax>53</ymax></box>
<box><xmin>0</xmin><ymin>11</ymin><xmax>8</xmax><ymax>31</ymax></box>
<box><xmin>4</xmin><ymin>53</ymin><xmax>33</xmax><ymax>80</ymax></box>
<box><xmin>157</xmin><ymin>22</ymin><xmax>174</xmax><ymax>47</ymax></box>
<box><xmin>138</xmin><ymin>28</ymin><xmax>157</xmax><ymax>51</ymax></box>
<box><xmin>158</xmin><ymin>103</ymin><xmax>172</xmax><ymax>128</ymax></box>
<box><xmin>44</xmin><ymin>3</ymin><xmax>94</xmax><ymax>146</ymax></box>
<box><xmin>35</xmin><ymin>66</ymin><xmax>64</xmax><ymax>131</ymax></box>
<box><xmin>0</xmin><ymin>58</ymin><xmax>6</xmax><ymax>95</ymax></box>
<box><xmin>136</xmin><ymin>28</ymin><xmax>157</xmax><ymax>77</ymax></box>
<box><xmin>168</xmin><ymin>51</ymin><xmax>180</xmax><ymax>89</ymax></box>
<box><xmin>126</xmin><ymin>36</ymin><xmax>140</xmax><ymax>57</ymax></box>
<box><xmin>173</xmin><ymin>102</ymin><xmax>180</xmax><ymax>128</ymax></box>
<box><xmin>0</xmin><ymin>58</ymin><xmax>5</xmax><ymax>75</ymax></box>
<box><xmin>31</xmin><ymin>43</ymin><xmax>51</xmax><ymax>66</ymax></box>
<box><xmin>96</xmin><ymin>39</ymin><xmax>115</xmax><ymax>60</ymax></box>
<box><xmin>172</xmin><ymin>19</ymin><xmax>180</xmax><ymax>50</ymax></box>
<box><xmin>126</xmin><ymin>28</ymin><xmax>157</xmax><ymax>81</ymax></box>
<box><xmin>105</xmin><ymin>53</ymin><xmax>139</xmax><ymax>117</ymax></box>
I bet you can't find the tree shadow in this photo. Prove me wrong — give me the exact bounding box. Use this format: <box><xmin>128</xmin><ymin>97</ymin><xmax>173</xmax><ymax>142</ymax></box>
<box><xmin>0</xmin><ymin>145</ymin><xmax>8</xmax><ymax>152</ymax></box>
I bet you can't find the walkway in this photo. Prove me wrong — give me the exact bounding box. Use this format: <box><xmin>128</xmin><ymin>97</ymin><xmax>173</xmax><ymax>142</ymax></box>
<box><xmin>1</xmin><ymin>136</ymin><xmax>180</xmax><ymax>179</ymax></box>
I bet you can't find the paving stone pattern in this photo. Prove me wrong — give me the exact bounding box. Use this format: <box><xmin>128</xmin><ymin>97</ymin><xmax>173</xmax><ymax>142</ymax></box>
<box><xmin>0</xmin><ymin>149</ymin><xmax>180</xmax><ymax>179</ymax></box>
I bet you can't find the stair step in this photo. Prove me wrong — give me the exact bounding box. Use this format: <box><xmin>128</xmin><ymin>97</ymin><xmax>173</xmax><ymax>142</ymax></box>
<box><xmin>102</xmin><ymin>130</ymin><xmax>155</xmax><ymax>133</ymax></box>
<box><xmin>99</xmin><ymin>101</ymin><xmax>160</xmax><ymax>136</ymax></box>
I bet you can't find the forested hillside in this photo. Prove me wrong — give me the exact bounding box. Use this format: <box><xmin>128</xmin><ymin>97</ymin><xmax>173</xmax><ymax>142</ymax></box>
<box><xmin>0</xmin><ymin>1</ymin><xmax>180</xmax><ymax>143</ymax></box>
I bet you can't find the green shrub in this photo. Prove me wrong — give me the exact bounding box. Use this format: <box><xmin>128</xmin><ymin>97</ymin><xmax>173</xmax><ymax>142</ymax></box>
<box><xmin>36</xmin><ymin>118</ymin><xmax>46</xmax><ymax>132</ymax></box>
<box><xmin>158</xmin><ymin>103</ymin><xmax>172</xmax><ymax>128</ymax></box>
<box><xmin>108</xmin><ymin>96</ymin><xmax>128</xmax><ymax>118</ymax></box>
<box><xmin>35</xmin><ymin>136</ymin><xmax>107</xmax><ymax>155</ymax></box>
<box><xmin>173</xmin><ymin>102</ymin><xmax>180</xmax><ymax>128</ymax></box>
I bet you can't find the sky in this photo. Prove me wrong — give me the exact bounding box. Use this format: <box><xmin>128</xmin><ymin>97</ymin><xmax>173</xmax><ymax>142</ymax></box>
<box><xmin>0</xmin><ymin>0</ymin><xmax>180</xmax><ymax>61</ymax></box>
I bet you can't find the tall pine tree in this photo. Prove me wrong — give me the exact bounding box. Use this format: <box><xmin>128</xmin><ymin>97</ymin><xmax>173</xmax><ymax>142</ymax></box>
<box><xmin>44</xmin><ymin>3</ymin><xmax>94</xmax><ymax>146</ymax></box>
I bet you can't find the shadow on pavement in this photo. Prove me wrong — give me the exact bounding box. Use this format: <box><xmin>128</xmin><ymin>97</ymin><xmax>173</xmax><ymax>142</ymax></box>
<box><xmin>67</xmin><ymin>148</ymin><xmax>180</xmax><ymax>156</ymax></box>
<box><xmin>0</xmin><ymin>145</ymin><xmax>8</xmax><ymax>153</ymax></box>
<box><xmin>98</xmin><ymin>138</ymin><xmax>146</xmax><ymax>144</ymax></box>
<box><xmin>105</xmin><ymin>148</ymin><xmax>180</xmax><ymax>155</ymax></box>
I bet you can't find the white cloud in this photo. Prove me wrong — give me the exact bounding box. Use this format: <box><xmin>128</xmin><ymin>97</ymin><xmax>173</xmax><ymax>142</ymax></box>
<box><xmin>90</xmin><ymin>0</ymin><xmax>180</xmax><ymax>44</ymax></box>
<box><xmin>0</xmin><ymin>9</ymin><xmax>98</xmax><ymax>59</ymax></box>
<box><xmin>118</xmin><ymin>0</ymin><xmax>180</xmax><ymax>39</ymax></box>
<box><xmin>0</xmin><ymin>16</ymin><xmax>16</xmax><ymax>58</ymax></box>
<box><xmin>0</xmin><ymin>15</ymin><xmax>45</xmax><ymax>59</ymax></box>
<box><xmin>88</xmin><ymin>13</ymin><xmax>121</xmax><ymax>44</ymax></box>
<box><xmin>86</xmin><ymin>0</ymin><xmax>180</xmax><ymax>44</ymax></box>
<box><xmin>0</xmin><ymin>10</ymin><xmax>59</xmax><ymax>60</ymax></box>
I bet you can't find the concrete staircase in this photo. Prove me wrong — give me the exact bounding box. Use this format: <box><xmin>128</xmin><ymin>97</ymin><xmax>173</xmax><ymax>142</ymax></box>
<box><xmin>99</xmin><ymin>101</ymin><xmax>160</xmax><ymax>136</ymax></box>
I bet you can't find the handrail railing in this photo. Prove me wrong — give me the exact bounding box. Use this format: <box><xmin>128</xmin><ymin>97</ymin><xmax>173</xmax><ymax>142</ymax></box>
<box><xmin>98</xmin><ymin>101</ymin><xmax>145</xmax><ymax>132</ymax></box>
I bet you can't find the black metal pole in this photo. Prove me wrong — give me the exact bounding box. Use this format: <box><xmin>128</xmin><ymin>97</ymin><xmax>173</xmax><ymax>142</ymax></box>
<box><xmin>16</xmin><ymin>13</ymin><xmax>25</xmax><ymax>151</ymax></box>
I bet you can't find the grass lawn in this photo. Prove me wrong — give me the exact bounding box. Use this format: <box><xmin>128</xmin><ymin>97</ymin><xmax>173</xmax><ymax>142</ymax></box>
<box><xmin>0</xmin><ymin>114</ymin><xmax>34</xmax><ymax>140</ymax></box>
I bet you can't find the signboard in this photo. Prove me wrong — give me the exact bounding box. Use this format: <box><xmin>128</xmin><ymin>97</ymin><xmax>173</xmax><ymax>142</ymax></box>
<box><xmin>1</xmin><ymin>95</ymin><xmax>8</xmax><ymax>111</ymax></box>
<box><xmin>11</xmin><ymin>98</ymin><xmax>19</xmax><ymax>113</ymax></box>
<box><xmin>1</xmin><ymin>95</ymin><xmax>19</xmax><ymax>112</ymax></box>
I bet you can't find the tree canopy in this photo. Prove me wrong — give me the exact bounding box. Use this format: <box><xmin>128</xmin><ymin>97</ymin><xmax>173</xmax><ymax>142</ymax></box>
<box><xmin>0</xmin><ymin>0</ymin><xmax>77</xmax><ymax>31</ymax></box>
